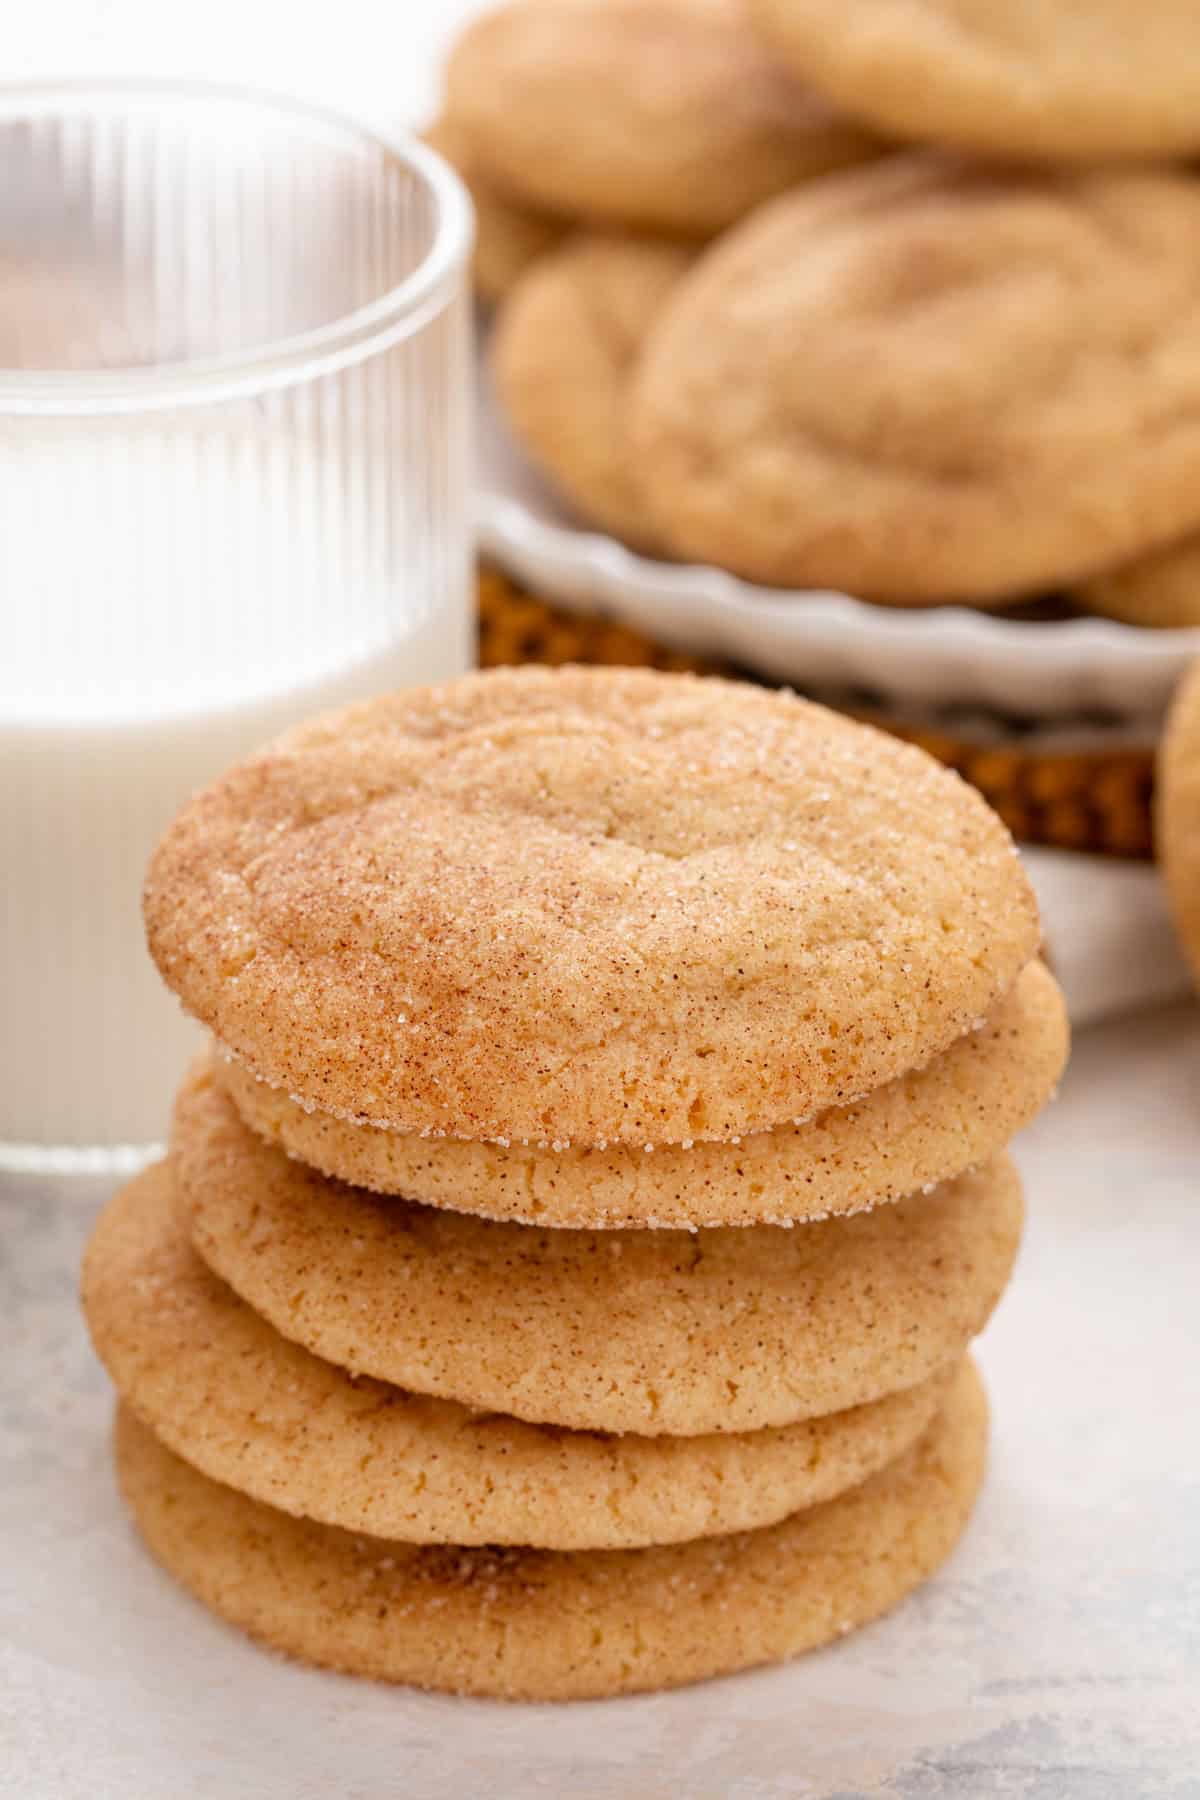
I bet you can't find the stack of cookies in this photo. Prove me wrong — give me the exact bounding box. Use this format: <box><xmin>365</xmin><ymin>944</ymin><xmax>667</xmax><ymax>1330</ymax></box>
<box><xmin>83</xmin><ymin>666</ymin><xmax>1067</xmax><ymax>1700</ymax></box>
<box><xmin>438</xmin><ymin>0</ymin><xmax>1200</xmax><ymax>624</ymax></box>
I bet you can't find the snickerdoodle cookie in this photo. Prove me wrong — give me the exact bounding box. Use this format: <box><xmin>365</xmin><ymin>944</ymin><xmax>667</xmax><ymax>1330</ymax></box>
<box><xmin>114</xmin><ymin>1358</ymin><xmax>986</xmax><ymax>1699</ymax></box>
<box><xmin>86</xmin><ymin>1162</ymin><xmax>951</xmax><ymax>1550</ymax></box>
<box><xmin>1156</xmin><ymin>661</ymin><xmax>1200</xmax><ymax>987</ymax></box>
<box><xmin>218</xmin><ymin>958</ymin><xmax>1065</xmax><ymax>1228</ymax></box>
<box><xmin>424</xmin><ymin>114</ymin><xmax>562</xmax><ymax>305</ymax></box>
<box><xmin>443</xmin><ymin>0</ymin><xmax>881</xmax><ymax>240</ymax></box>
<box><xmin>173</xmin><ymin>1070</ymin><xmax>1022</xmax><ymax>1437</ymax></box>
<box><xmin>1076</xmin><ymin>540</ymin><xmax>1200</xmax><ymax>630</ymax></box>
<box><xmin>145</xmin><ymin>667</ymin><xmax>1039</xmax><ymax>1147</ymax></box>
<box><xmin>746</xmin><ymin>0</ymin><xmax>1200</xmax><ymax>163</ymax></box>
<box><xmin>631</xmin><ymin>159</ymin><xmax>1200</xmax><ymax>605</ymax></box>
<box><xmin>491</xmin><ymin>234</ymin><xmax>691</xmax><ymax>547</ymax></box>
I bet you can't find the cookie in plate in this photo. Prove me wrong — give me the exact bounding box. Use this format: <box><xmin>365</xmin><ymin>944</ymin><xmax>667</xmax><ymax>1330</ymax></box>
<box><xmin>424</xmin><ymin>113</ymin><xmax>563</xmax><ymax>306</ymax></box>
<box><xmin>1157</xmin><ymin>659</ymin><xmax>1200</xmax><ymax>987</ymax></box>
<box><xmin>492</xmin><ymin>233</ymin><xmax>691</xmax><ymax>548</ymax></box>
<box><xmin>631</xmin><ymin>159</ymin><xmax>1200</xmax><ymax>605</ymax></box>
<box><xmin>85</xmin><ymin>1160</ymin><xmax>952</xmax><ymax>1551</ymax></box>
<box><xmin>444</xmin><ymin>0</ymin><xmax>882</xmax><ymax>239</ymax></box>
<box><xmin>746</xmin><ymin>0</ymin><xmax>1200</xmax><ymax>163</ymax></box>
<box><xmin>1076</xmin><ymin>539</ymin><xmax>1200</xmax><ymax>629</ymax></box>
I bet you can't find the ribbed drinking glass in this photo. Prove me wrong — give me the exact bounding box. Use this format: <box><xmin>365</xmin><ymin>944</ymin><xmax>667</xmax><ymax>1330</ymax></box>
<box><xmin>0</xmin><ymin>82</ymin><xmax>474</xmax><ymax>1171</ymax></box>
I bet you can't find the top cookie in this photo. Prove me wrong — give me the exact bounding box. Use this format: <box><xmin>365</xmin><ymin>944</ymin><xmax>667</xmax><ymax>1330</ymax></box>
<box><xmin>747</xmin><ymin>0</ymin><xmax>1200</xmax><ymax>163</ymax></box>
<box><xmin>144</xmin><ymin>666</ymin><xmax>1038</xmax><ymax>1144</ymax></box>
<box><xmin>443</xmin><ymin>0</ymin><xmax>881</xmax><ymax>239</ymax></box>
<box><xmin>491</xmin><ymin>233</ymin><xmax>692</xmax><ymax>548</ymax></box>
<box><xmin>631</xmin><ymin>159</ymin><xmax>1200</xmax><ymax>605</ymax></box>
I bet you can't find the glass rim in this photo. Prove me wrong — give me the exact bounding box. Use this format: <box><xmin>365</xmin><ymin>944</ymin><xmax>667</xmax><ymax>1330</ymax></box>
<box><xmin>0</xmin><ymin>77</ymin><xmax>475</xmax><ymax>415</ymax></box>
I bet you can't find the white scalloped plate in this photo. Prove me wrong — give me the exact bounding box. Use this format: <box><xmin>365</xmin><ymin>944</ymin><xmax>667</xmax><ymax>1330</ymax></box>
<box><xmin>477</xmin><ymin>365</ymin><xmax>1200</xmax><ymax>726</ymax></box>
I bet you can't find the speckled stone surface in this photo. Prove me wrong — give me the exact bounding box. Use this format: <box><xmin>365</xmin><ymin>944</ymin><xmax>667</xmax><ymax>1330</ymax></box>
<box><xmin>3</xmin><ymin>1002</ymin><xmax>1200</xmax><ymax>1795</ymax></box>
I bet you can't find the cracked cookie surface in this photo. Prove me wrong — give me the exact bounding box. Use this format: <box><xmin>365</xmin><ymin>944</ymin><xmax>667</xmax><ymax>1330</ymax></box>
<box><xmin>632</xmin><ymin>160</ymin><xmax>1200</xmax><ymax>604</ymax></box>
<box><xmin>747</xmin><ymin>0</ymin><xmax>1200</xmax><ymax>163</ymax></box>
<box><xmin>145</xmin><ymin>666</ymin><xmax>1038</xmax><ymax>1145</ymax></box>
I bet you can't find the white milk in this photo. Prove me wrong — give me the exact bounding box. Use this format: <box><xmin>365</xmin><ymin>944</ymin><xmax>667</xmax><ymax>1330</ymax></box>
<box><xmin>0</xmin><ymin>429</ymin><xmax>470</xmax><ymax>1160</ymax></box>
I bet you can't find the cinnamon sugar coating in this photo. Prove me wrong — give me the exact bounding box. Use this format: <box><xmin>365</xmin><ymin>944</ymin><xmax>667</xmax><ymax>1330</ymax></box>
<box><xmin>172</xmin><ymin>1069</ymin><xmax>1022</xmax><ymax>1437</ymax></box>
<box><xmin>444</xmin><ymin>0</ymin><xmax>881</xmax><ymax>240</ymax></box>
<box><xmin>85</xmin><ymin>1161</ymin><xmax>950</xmax><ymax>1551</ymax></box>
<box><xmin>113</xmin><ymin>1361</ymin><xmax>986</xmax><ymax>1700</ymax></box>
<box><xmin>492</xmin><ymin>232</ymin><xmax>691</xmax><ymax>548</ymax></box>
<box><xmin>145</xmin><ymin>667</ymin><xmax>1038</xmax><ymax>1145</ymax></box>
<box><xmin>217</xmin><ymin>958</ymin><xmax>1064</xmax><ymax>1228</ymax></box>
<box><xmin>632</xmin><ymin>160</ymin><xmax>1200</xmax><ymax>603</ymax></box>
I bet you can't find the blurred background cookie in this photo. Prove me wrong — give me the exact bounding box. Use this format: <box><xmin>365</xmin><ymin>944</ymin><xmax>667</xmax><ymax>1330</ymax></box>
<box><xmin>113</xmin><ymin>1366</ymin><xmax>987</xmax><ymax>1701</ymax></box>
<box><xmin>424</xmin><ymin>113</ymin><xmax>563</xmax><ymax>304</ymax></box>
<box><xmin>746</xmin><ymin>0</ymin><xmax>1200</xmax><ymax>162</ymax></box>
<box><xmin>146</xmin><ymin>668</ymin><xmax>1039</xmax><ymax>1145</ymax></box>
<box><xmin>1157</xmin><ymin>660</ymin><xmax>1200</xmax><ymax>985</ymax></box>
<box><xmin>1076</xmin><ymin>537</ymin><xmax>1200</xmax><ymax>629</ymax></box>
<box><xmin>215</xmin><ymin>958</ymin><xmax>1065</xmax><ymax>1228</ymax></box>
<box><xmin>491</xmin><ymin>233</ymin><xmax>691</xmax><ymax>546</ymax></box>
<box><xmin>444</xmin><ymin>0</ymin><xmax>884</xmax><ymax>239</ymax></box>
<box><xmin>630</xmin><ymin>158</ymin><xmax>1200</xmax><ymax>604</ymax></box>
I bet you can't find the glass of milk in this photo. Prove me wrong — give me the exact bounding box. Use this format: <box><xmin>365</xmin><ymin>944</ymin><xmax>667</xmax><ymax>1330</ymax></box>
<box><xmin>0</xmin><ymin>83</ymin><xmax>473</xmax><ymax>1173</ymax></box>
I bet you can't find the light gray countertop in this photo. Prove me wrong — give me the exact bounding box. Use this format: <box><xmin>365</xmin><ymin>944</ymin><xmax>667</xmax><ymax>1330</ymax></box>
<box><xmin>3</xmin><ymin>1002</ymin><xmax>1199</xmax><ymax>1799</ymax></box>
